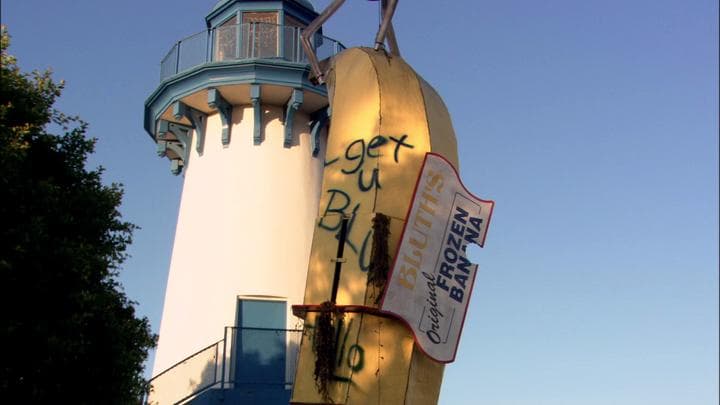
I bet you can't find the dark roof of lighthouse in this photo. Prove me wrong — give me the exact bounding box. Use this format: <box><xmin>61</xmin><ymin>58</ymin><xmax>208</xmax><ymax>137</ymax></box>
<box><xmin>210</xmin><ymin>0</ymin><xmax>316</xmax><ymax>13</ymax></box>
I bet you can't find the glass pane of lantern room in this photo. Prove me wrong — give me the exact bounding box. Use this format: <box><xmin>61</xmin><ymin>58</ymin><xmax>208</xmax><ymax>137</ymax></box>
<box><xmin>215</xmin><ymin>15</ymin><xmax>238</xmax><ymax>61</ymax></box>
<box><xmin>284</xmin><ymin>15</ymin><xmax>305</xmax><ymax>62</ymax></box>
<box><xmin>243</xmin><ymin>12</ymin><xmax>278</xmax><ymax>58</ymax></box>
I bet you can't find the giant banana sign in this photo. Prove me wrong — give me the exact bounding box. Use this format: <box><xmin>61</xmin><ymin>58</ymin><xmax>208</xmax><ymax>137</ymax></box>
<box><xmin>290</xmin><ymin>47</ymin><xmax>493</xmax><ymax>405</ymax></box>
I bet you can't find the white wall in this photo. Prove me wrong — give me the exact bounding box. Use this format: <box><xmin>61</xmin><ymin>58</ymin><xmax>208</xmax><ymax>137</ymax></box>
<box><xmin>153</xmin><ymin>104</ymin><xmax>325</xmax><ymax>375</ymax></box>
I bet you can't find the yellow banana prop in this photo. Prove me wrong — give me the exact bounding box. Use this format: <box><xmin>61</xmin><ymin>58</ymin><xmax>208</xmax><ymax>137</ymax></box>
<box><xmin>291</xmin><ymin>47</ymin><xmax>458</xmax><ymax>405</ymax></box>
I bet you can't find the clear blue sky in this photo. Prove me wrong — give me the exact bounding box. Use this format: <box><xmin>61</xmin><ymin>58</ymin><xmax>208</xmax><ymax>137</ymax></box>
<box><xmin>3</xmin><ymin>0</ymin><xmax>718</xmax><ymax>403</ymax></box>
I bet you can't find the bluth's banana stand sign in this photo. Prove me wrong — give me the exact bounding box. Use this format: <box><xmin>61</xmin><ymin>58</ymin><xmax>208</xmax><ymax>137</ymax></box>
<box><xmin>291</xmin><ymin>48</ymin><xmax>494</xmax><ymax>405</ymax></box>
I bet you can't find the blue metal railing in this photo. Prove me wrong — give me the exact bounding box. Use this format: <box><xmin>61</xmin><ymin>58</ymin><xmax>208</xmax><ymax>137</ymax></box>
<box><xmin>159</xmin><ymin>22</ymin><xmax>345</xmax><ymax>81</ymax></box>
<box><xmin>144</xmin><ymin>327</ymin><xmax>303</xmax><ymax>405</ymax></box>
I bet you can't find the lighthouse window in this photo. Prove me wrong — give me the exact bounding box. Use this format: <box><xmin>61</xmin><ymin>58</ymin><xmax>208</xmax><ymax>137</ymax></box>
<box><xmin>242</xmin><ymin>11</ymin><xmax>279</xmax><ymax>58</ymax></box>
<box><xmin>237</xmin><ymin>299</ymin><xmax>286</xmax><ymax>329</ymax></box>
<box><xmin>214</xmin><ymin>15</ymin><xmax>239</xmax><ymax>61</ymax></box>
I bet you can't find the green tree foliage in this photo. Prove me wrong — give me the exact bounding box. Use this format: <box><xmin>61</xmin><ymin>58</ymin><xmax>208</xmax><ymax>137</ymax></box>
<box><xmin>0</xmin><ymin>26</ymin><xmax>156</xmax><ymax>403</ymax></box>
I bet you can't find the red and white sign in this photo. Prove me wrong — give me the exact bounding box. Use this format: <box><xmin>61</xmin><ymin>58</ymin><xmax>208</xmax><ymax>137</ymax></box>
<box><xmin>381</xmin><ymin>153</ymin><xmax>494</xmax><ymax>363</ymax></box>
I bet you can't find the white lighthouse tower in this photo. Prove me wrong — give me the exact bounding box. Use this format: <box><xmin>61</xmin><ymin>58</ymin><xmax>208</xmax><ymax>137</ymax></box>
<box><xmin>143</xmin><ymin>1</ymin><xmax>343</xmax><ymax>403</ymax></box>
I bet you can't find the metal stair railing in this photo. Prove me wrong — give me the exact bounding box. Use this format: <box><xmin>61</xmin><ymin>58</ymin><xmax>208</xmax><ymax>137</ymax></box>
<box><xmin>144</xmin><ymin>327</ymin><xmax>303</xmax><ymax>405</ymax></box>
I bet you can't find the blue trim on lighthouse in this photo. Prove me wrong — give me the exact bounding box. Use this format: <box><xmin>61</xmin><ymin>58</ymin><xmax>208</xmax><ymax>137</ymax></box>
<box><xmin>157</xmin><ymin>120</ymin><xmax>192</xmax><ymax>175</ymax></box>
<box><xmin>283</xmin><ymin>89</ymin><xmax>304</xmax><ymax>148</ymax></box>
<box><xmin>173</xmin><ymin>101</ymin><xmax>208</xmax><ymax>154</ymax></box>
<box><xmin>251</xmin><ymin>84</ymin><xmax>263</xmax><ymax>145</ymax></box>
<box><xmin>207</xmin><ymin>88</ymin><xmax>233</xmax><ymax>145</ymax></box>
<box><xmin>310</xmin><ymin>107</ymin><xmax>329</xmax><ymax>157</ymax></box>
<box><xmin>144</xmin><ymin>59</ymin><xmax>326</xmax><ymax>139</ymax></box>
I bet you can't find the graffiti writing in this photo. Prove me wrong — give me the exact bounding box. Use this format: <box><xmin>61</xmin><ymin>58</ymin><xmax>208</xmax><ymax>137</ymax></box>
<box><xmin>321</xmin><ymin>134</ymin><xmax>415</xmax><ymax>271</ymax></box>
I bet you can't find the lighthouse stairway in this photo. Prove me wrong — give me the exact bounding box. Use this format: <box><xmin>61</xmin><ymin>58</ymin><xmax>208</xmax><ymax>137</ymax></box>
<box><xmin>144</xmin><ymin>326</ymin><xmax>303</xmax><ymax>405</ymax></box>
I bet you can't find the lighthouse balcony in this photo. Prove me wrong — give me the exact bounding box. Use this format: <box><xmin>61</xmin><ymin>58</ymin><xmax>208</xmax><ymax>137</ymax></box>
<box><xmin>158</xmin><ymin>22</ymin><xmax>344</xmax><ymax>82</ymax></box>
<box><xmin>145</xmin><ymin>327</ymin><xmax>304</xmax><ymax>405</ymax></box>
<box><xmin>144</xmin><ymin>20</ymin><xmax>343</xmax><ymax>171</ymax></box>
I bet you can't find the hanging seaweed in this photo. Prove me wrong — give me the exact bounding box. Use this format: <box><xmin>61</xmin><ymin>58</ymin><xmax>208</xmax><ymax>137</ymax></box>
<box><xmin>367</xmin><ymin>213</ymin><xmax>391</xmax><ymax>302</ymax></box>
<box><xmin>313</xmin><ymin>301</ymin><xmax>343</xmax><ymax>403</ymax></box>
